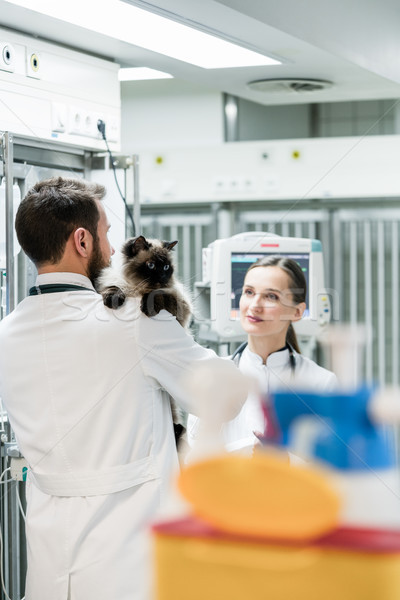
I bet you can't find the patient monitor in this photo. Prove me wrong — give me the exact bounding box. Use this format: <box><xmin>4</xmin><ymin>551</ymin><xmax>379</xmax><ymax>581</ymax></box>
<box><xmin>194</xmin><ymin>232</ymin><xmax>331</xmax><ymax>354</ymax></box>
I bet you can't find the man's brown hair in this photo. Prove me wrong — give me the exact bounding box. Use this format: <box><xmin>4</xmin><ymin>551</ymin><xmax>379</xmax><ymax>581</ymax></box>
<box><xmin>15</xmin><ymin>176</ymin><xmax>106</xmax><ymax>266</ymax></box>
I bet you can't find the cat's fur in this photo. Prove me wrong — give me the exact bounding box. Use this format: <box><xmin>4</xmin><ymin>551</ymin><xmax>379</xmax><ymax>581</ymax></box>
<box><xmin>96</xmin><ymin>235</ymin><xmax>192</xmax><ymax>448</ymax></box>
<box><xmin>97</xmin><ymin>235</ymin><xmax>192</xmax><ymax>328</ymax></box>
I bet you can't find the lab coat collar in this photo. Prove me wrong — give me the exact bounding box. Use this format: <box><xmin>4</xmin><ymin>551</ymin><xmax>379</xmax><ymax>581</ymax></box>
<box><xmin>35</xmin><ymin>272</ymin><xmax>95</xmax><ymax>291</ymax></box>
<box><xmin>242</xmin><ymin>344</ymin><xmax>291</xmax><ymax>370</ymax></box>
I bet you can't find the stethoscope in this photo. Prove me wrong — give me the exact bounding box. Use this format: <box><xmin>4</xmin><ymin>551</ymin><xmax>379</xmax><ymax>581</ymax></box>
<box><xmin>231</xmin><ymin>341</ymin><xmax>297</xmax><ymax>375</ymax></box>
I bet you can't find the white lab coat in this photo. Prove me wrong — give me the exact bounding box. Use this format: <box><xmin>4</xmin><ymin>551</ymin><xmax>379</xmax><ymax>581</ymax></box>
<box><xmin>187</xmin><ymin>344</ymin><xmax>338</xmax><ymax>454</ymax></box>
<box><xmin>0</xmin><ymin>272</ymin><xmax>241</xmax><ymax>600</ymax></box>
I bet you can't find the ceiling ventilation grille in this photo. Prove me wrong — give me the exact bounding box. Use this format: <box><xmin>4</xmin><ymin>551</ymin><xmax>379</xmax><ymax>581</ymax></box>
<box><xmin>247</xmin><ymin>78</ymin><xmax>333</xmax><ymax>93</ymax></box>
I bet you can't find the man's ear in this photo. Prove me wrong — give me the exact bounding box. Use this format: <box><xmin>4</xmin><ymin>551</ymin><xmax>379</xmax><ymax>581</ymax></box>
<box><xmin>292</xmin><ymin>302</ymin><xmax>306</xmax><ymax>322</ymax></box>
<box><xmin>73</xmin><ymin>228</ymin><xmax>92</xmax><ymax>258</ymax></box>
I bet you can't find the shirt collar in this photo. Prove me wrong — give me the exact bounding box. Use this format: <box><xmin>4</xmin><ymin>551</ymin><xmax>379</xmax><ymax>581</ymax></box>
<box><xmin>242</xmin><ymin>344</ymin><xmax>292</xmax><ymax>369</ymax></box>
<box><xmin>35</xmin><ymin>272</ymin><xmax>95</xmax><ymax>291</ymax></box>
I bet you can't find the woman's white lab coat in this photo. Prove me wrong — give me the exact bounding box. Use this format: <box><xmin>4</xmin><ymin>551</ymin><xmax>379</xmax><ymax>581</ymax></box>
<box><xmin>0</xmin><ymin>273</ymin><xmax>242</xmax><ymax>600</ymax></box>
<box><xmin>187</xmin><ymin>344</ymin><xmax>338</xmax><ymax>454</ymax></box>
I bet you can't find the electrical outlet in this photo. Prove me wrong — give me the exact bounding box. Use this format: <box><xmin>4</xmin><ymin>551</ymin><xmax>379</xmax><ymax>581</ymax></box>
<box><xmin>26</xmin><ymin>48</ymin><xmax>41</xmax><ymax>79</ymax></box>
<box><xmin>51</xmin><ymin>102</ymin><xmax>67</xmax><ymax>133</ymax></box>
<box><xmin>0</xmin><ymin>42</ymin><xmax>15</xmax><ymax>73</ymax></box>
<box><xmin>243</xmin><ymin>177</ymin><xmax>256</xmax><ymax>193</ymax></box>
<box><xmin>230</xmin><ymin>176</ymin><xmax>256</xmax><ymax>193</ymax></box>
<box><xmin>263</xmin><ymin>174</ymin><xmax>280</xmax><ymax>193</ymax></box>
<box><xmin>68</xmin><ymin>108</ymin><xmax>101</xmax><ymax>137</ymax></box>
<box><xmin>106</xmin><ymin>116</ymin><xmax>119</xmax><ymax>142</ymax></box>
<box><xmin>10</xmin><ymin>457</ymin><xmax>28</xmax><ymax>482</ymax></box>
<box><xmin>84</xmin><ymin>112</ymin><xmax>101</xmax><ymax>138</ymax></box>
<box><xmin>213</xmin><ymin>177</ymin><xmax>229</xmax><ymax>193</ymax></box>
<box><xmin>82</xmin><ymin>112</ymin><xmax>93</xmax><ymax>136</ymax></box>
<box><xmin>68</xmin><ymin>106</ymin><xmax>84</xmax><ymax>135</ymax></box>
<box><xmin>228</xmin><ymin>177</ymin><xmax>243</xmax><ymax>192</ymax></box>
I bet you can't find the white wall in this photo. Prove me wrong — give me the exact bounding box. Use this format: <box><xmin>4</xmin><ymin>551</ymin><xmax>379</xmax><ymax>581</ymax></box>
<box><xmin>120</xmin><ymin>79</ymin><xmax>224</xmax><ymax>152</ymax></box>
<box><xmin>137</xmin><ymin>135</ymin><xmax>400</xmax><ymax>203</ymax></box>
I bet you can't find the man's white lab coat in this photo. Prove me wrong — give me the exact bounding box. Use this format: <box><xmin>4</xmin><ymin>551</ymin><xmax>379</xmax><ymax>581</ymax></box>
<box><xmin>0</xmin><ymin>272</ymin><xmax>239</xmax><ymax>600</ymax></box>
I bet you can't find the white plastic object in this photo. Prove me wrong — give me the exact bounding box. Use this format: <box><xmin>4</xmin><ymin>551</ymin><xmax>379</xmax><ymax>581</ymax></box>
<box><xmin>181</xmin><ymin>358</ymin><xmax>253</xmax><ymax>463</ymax></box>
<box><xmin>369</xmin><ymin>386</ymin><xmax>400</xmax><ymax>424</ymax></box>
<box><xmin>334</xmin><ymin>468</ymin><xmax>400</xmax><ymax>529</ymax></box>
<box><xmin>318</xmin><ymin>323</ymin><xmax>369</xmax><ymax>390</ymax></box>
<box><xmin>0</xmin><ymin>178</ymin><xmax>21</xmax><ymax>269</ymax></box>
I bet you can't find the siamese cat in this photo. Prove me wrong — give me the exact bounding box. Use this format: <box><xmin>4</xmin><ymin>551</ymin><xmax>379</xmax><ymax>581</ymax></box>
<box><xmin>97</xmin><ymin>235</ymin><xmax>192</xmax><ymax>446</ymax></box>
<box><xmin>97</xmin><ymin>235</ymin><xmax>192</xmax><ymax>327</ymax></box>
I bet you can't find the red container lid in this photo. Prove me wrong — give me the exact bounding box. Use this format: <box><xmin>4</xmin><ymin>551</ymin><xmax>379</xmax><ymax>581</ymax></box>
<box><xmin>153</xmin><ymin>515</ymin><xmax>400</xmax><ymax>554</ymax></box>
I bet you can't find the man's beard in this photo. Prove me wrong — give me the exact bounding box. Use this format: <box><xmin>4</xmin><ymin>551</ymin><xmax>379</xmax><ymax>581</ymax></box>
<box><xmin>87</xmin><ymin>238</ymin><xmax>110</xmax><ymax>285</ymax></box>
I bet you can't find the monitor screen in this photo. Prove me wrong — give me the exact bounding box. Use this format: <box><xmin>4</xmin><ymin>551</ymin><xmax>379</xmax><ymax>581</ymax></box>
<box><xmin>230</xmin><ymin>252</ymin><xmax>310</xmax><ymax>319</ymax></box>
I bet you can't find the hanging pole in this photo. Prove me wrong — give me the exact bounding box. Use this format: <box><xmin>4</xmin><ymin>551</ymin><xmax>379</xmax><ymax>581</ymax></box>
<box><xmin>132</xmin><ymin>154</ymin><xmax>141</xmax><ymax>235</ymax></box>
<box><xmin>223</xmin><ymin>93</ymin><xmax>239</xmax><ymax>142</ymax></box>
<box><xmin>2</xmin><ymin>132</ymin><xmax>15</xmax><ymax>314</ymax></box>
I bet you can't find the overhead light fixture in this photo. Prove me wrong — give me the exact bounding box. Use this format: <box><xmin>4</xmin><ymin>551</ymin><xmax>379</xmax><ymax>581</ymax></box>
<box><xmin>118</xmin><ymin>67</ymin><xmax>173</xmax><ymax>81</ymax></box>
<box><xmin>5</xmin><ymin>0</ymin><xmax>281</xmax><ymax>69</ymax></box>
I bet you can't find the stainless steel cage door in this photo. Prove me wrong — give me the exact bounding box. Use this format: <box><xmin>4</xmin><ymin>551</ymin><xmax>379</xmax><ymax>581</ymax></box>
<box><xmin>333</xmin><ymin>208</ymin><xmax>400</xmax><ymax>386</ymax></box>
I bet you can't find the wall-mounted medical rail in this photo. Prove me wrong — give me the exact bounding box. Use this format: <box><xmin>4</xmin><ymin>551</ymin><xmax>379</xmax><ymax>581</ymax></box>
<box><xmin>0</xmin><ymin>132</ymin><xmax>15</xmax><ymax>315</ymax></box>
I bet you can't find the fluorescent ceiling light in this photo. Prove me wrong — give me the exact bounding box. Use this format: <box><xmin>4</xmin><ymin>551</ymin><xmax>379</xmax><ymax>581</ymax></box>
<box><xmin>119</xmin><ymin>67</ymin><xmax>173</xmax><ymax>81</ymax></box>
<box><xmin>6</xmin><ymin>0</ymin><xmax>281</xmax><ymax>69</ymax></box>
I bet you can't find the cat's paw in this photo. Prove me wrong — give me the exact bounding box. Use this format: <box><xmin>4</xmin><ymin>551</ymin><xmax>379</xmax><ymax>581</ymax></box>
<box><xmin>101</xmin><ymin>286</ymin><xmax>126</xmax><ymax>309</ymax></box>
<box><xmin>140</xmin><ymin>293</ymin><xmax>160</xmax><ymax>317</ymax></box>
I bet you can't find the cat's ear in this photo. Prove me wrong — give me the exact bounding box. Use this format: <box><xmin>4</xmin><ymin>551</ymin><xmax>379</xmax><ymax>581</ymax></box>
<box><xmin>123</xmin><ymin>235</ymin><xmax>150</xmax><ymax>257</ymax></box>
<box><xmin>164</xmin><ymin>240</ymin><xmax>178</xmax><ymax>251</ymax></box>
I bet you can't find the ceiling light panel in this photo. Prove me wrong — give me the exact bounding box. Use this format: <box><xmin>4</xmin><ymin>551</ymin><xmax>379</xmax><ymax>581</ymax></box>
<box><xmin>118</xmin><ymin>67</ymin><xmax>173</xmax><ymax>81</ymax></box>
<box><xmin>6</xmin><ymin>0</ymin><xmax>281</xmax><ymax>69</ymax></box>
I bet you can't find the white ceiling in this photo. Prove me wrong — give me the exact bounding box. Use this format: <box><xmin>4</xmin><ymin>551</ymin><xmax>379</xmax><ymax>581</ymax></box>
<box><xmin>1</xmin><ymin>0</ymin><xmax>400</xmax><ymax>105</ymax></box>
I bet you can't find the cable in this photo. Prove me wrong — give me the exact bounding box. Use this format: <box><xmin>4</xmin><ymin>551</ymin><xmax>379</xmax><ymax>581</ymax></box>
<box><xmin>0</xmin><ymin>467</ymin><xmax>10</xmax><ymax>481</ymax></box>
<box><xmin>15</xmin><ymin>485</ymin><xmax>26</xmax><ymax>523</ymax></box>
<box><xmin>0</xmin><ymin>467</ymin><xmax>25</xmax><ymax>600</ymax></box>
<box><xmin>0</xmin><ymin>468</ymin><xmax>12</xmax><ymax>600</ymax></box>
<box><xmin>97</xmin><ymin>119</ymin><xmax>136</xmax><ymax>236</ymax></box>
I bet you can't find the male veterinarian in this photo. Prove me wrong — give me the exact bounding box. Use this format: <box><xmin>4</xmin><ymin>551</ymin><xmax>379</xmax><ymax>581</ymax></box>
<box><xmin>0</xmin><ymin>176</ymin><xmax>247</xmax><ymax>600</ymax></box>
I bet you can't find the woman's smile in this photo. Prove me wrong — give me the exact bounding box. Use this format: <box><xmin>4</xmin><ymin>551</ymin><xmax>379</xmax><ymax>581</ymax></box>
<box><xmin>246</xmin><ymin>314</ymin><xmax>263</xmax><ymax>323</ymax></box>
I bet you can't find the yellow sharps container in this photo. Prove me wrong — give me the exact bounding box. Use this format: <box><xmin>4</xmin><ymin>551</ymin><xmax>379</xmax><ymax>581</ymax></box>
<box><xmin>153</xmin><ymin>516</ymin><xmax>400</xmax><ymax>600</ymax></box>
<box><xmin>153</xmin><ymin>454</ymin><xmax>400</xmax><ymax>600</ymax></box>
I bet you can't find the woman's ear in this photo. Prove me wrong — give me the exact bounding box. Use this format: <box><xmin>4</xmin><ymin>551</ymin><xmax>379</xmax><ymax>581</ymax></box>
<box><xmin>73</xmin><ymin>228</ymin><xmax>92</xmax><ymax>258</ymax></box>
<box><xmin>292</xmin><ymin>302</ymin><xmax>306</xmax><ymax>322</ymax></box>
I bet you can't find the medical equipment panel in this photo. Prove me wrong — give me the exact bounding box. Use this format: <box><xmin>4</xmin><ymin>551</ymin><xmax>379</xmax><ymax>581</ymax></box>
<box><xmin>195</xmin><ymin>231</ymin><xmax>331</xmax><ymax>343</ymax></box>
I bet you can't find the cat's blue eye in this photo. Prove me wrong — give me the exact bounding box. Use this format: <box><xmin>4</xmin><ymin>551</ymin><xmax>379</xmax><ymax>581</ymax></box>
<box><xmin>163</xmin><ymin>264</ymin><xmax>170</xmax><ymax>271</ymax></box>
<box><xmin>147</xmin><ymin>262</ymin><xmax>155</xmax><ymax>270</ymax></box>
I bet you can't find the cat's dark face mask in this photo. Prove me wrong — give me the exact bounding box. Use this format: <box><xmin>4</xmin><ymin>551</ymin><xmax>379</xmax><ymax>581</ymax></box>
<box><xmin>142</xmin><ymin>255</ymin><xmax>174</xmax><ymax>287</ymax></box>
